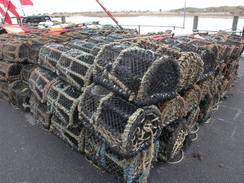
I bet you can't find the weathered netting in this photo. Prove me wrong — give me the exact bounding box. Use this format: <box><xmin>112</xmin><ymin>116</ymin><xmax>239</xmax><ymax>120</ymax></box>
<box><xmin>56</xmin><ymin>48</ymin><xmax>94</xmax><ymax>89</ymax></box>
<box><xmin>160</xmin><ymin>38</ymin><xmax>217</xmax><ymax>76</ymax></box>
<box><xmin>79</xmin><ymin>127</ymin><xmax>156</xmax><ymax>183</ymax></box>
<box><xmin>62</xmin><ymin>31</ymin><xmax>89</xmax><ymax>39</ymax></box>
<box><xmin>21</xmin><ymin>64</ymin><xmax>38</xmax><ymax>81</ymax></box>
<box><xmin>67</xmin><ymin>39</ymin><xmax>102</xmax><ymax>55</ymax></box>
<box><xmin>29</xmin><ymin>94</ymin><xmax>51</xmax><ymax>129</ymax></box>
<box><xmin>27</xmin><ymin>43</ymin><xmax>44</xmax><ymax>63</ymax></box>
<box><xmin>158</xmin><ymin>119</ymin><xmax>188</xmax><ymax>162</ymax></box>
<box><xmin>8</xmin><ymin>80</ymin><xmax>31</xmax><ymax>110</ymax></box>
<box><xmin>29</xmin><ymin>67</ymin><xmax>58</xmax><ymax>103</ymax></box>
<box><xmin>0</xmin><ymin>41</ymin><xmax>29</xmax><ymax>62</ymax></box>
<box><xmin>0</xmin><ymin>61</ymin><xmax>22</xmax><ymax>82</ymax></box>
<box><xmin>93</xmin><ymin>42</ymin><xmax>132</xmax><ymax>76</ymax></box>
<box><xmin>158</xmin><ymin>96</ymin><xmax>186</xmax><ymax>127</ymax></box>
<box><xmin>38</xmin><ymin>43</ymin><xmax>70</xmax><ymax>72</ymax></box>
<box><xmin>50</xmin><ymin>115</ymin><xmax>83</xmax><ymax>151</ymax></box>
<box><xmin>42</xmin><ymin>34</ymin><xmax>72</xmax><ymax>43</ymax></box>
<box><xmin>78</xmin><ymin>84</ymin><xmax>161</xmax><ymax>156</ymax></box>
<box><xmin>0</xmin><ymin>80</ymin><xmax>8</xmax><ymax>100</ymax></box>
<box><xmin>47</xmin><ymin>81</ymin><xmax>83</xmax><ymax>126</ymax></box>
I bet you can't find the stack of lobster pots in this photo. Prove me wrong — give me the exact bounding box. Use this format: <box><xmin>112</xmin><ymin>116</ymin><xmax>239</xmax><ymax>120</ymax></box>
<box><xmin>0</xmin><ymin>29</ymin><xmax>243</xmax><ymax>183</ymax></box>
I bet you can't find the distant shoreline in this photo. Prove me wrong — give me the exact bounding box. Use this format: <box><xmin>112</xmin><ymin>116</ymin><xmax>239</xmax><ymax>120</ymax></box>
<box><xmin>50</xmin><ymin>12</ymin><xmax>244</xmax><ymax>19</ymax></box>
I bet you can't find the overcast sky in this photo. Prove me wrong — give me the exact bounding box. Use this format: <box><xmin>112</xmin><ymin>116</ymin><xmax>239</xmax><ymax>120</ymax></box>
<box><xmin>3</xmin><ymin>0</ymin><xmax>244</xmax><ymax>15</ymax></box>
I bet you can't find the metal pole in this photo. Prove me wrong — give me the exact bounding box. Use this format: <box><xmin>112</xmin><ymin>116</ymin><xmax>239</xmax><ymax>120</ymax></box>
<box><xmin>193</xmin><ymin>16</ymin><xmax>199</xmax><ymax>32</ymax></box>
<box><xmin>183</xmin><ymin>0</ymin><xmax>187</xmax><ymax>28</ymax></box>
<box><xmin>232</xmin><ymin>16</ymin><xmax>239</xmax><ymax>32</ymax></box>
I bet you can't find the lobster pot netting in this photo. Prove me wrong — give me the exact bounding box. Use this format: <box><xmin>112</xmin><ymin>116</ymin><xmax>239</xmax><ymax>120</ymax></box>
<box><xmin>0</xmin><ymin>41</ymin><xmax>29</xmax><ymax>62</ymax></box>
<box><xmin>43</xmin><ymin>34</ymin><xmax>72</xmax><ymax>43</ymax></box>
<box><xmin>50</xmin><ymin>115</ymin><xmax>83</xmax><ymax>151</ymax></box>
<box><xmin>158</xmin><ymin>96</ymin><xmax>186</xmax><ymax>127</ymax></box>
<box><xmin>79</xmin><ymin>84</ymin><xmax>161</xmax><ymax>156</ymax></box>
<box><xmin>93</xmin><ymin>42</ymin><xmax>133</xmax><ymax>76</ymax></box>
<box><xmin>67</xmin><ymin>39</ymin><xmax>102</xmax><ymax>56</ymax></box>
<box><xmin>158</xmin><ymin>119</ymin><xmax>188</xmax><ymax>162</ymax></box>
<box><xmin>29</xmin><ymin>94</ymin><xmax>51</xmax><ymax>129</ymax></box>
<box><xmin>38</xmin><ymin>43</ymin><xmax>70</xmax><ymax>72</ymax></box>
<box><xmin>160</xmin><ymin>38</ymin><xmax>217</xmax><ymax>76</ymax></box>
<box><xmin>27</xmin><ymin>43</ymin><xmax>45</xmax><ymax>63</ymax></box>
<box><xmin>47</xmin><ymin>81</ymin><xmax>83</xmax><ymax>127</ymax></box>
<box><xmin>21</xmin><ymin>64</ymin><xmax>38</xmax><ymax>81</ymax></box>
<box><xmin>8</xmin><ymin>80</ymin><xmax>32</xmax><ymax>111</ymax></box>
<box><xmin>29</xmin><ymin>67</ymin><xmax>58</xmax><ymax>103</ymax></box>
<box><xmin>56</xmin><ymin>48</ymin><xmax>94</xmax><ymax>89</ymax></box>
<box><xmin>79</xmin><ymin>127</ymin><xmax>156</xmax><ymax>183</ymax></box>
<box><xmin>78</xmin><ymin>84</ymin><xmax>110</xmax><ymax>123</ymax></box>
<box><xmin>0</xmin><ymin>80</ymin><xmax>9</xmax><ymax>100</ymax></box>
<box><xmin>197</xmin><ymin>78</ymin><xmax>215</xmax><ymax>123</ymax></box>
<box><xmin>62</xmin><ymin>31</ymin><xmax>89</xmax><ymax>39</ymax></box>
<box><xmin>0</xmin><ymin>61</ymin><xmax>22</xmax><ymax>82</ymax></box>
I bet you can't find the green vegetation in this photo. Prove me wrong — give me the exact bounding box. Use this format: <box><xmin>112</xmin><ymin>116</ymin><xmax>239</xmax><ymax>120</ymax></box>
<box><xmin>169</xmin><ymin>6</ymin><xmax>244</xmax><ymax>15</ymax></box>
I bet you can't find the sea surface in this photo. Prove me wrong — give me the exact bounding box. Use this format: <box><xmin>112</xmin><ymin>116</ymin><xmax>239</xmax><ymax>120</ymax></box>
<box><xmin>61</xmin><ymin>16</ymin><xmax>244</xmax><ymax>35</ymax></box>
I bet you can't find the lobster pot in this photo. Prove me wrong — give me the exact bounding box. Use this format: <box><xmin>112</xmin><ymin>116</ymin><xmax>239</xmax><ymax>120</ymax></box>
<box><xmin>8</xmin><ymin>80</ymin><xmax>32</xmax><ymax>111</ymax></box>
<box><xmin>106</xmin><ymin>32</ymin><xmax>136</xmax><ymax>41</ymax></box>
<box><xmin>87</xmin><ymin>36</ymin><xmax>109</xmax><ymax>44</ymax></box>
<box><xmin>38</xmin><ymin>43</ymin><xmax>70</xmax><ymax>72</ymax></box>
<box><xmin>29</xmin><ymin>94</ymin><xmax>51</xmax><ymax>129</ymax></box>
<box><xmin>93</xmin><ymin>43</ymin><xmax>131</xmax><ymax>76</ymax></box>
<box><xmin>0</xmin><ymin>80</ymin><xmax>9</xmax><ymax>100</ymax></box>
<box><xmin>80</xmin><ymin>128</ymin><xmax>157</xmax><ymax>183</ymax></box>
<box><xmin>56</xmin><ymin>48</ymin><xmax>94</xmax><ymax>89</ymax></box>
<box><xmin>44</xmin><ymin>34</ymin><xmax>72</xmax><ymax>43</ymax></box>
<box><xmin>79</xmin><ymin>85</ymin><xmax>161</xmax><ymax>156</ymax></box>
<box><xmin>29</xmin><ymin>67</ymin><xmax>58</xmax><ymax>103</ymax></box>
<box><xmin>27</xmin><ymin>43</ymin><xmax>44</xmax><ymax>63</ymax></box>
<box><xmin>67</xmin><ymin>40</ymin><xmax>102</xmax><ymax>56</ymax></box>
<box><xmin>0</xmin><ymin>61</ymin><xmax>22</xmax><ymax>82</ymax></box>
<box><xmin>47</xmin><ymin>81</ymin><xmax>83</xmax><ymax>126</ymax></box>
<box><xmin>50</xmin><ymin>115</ymin><xmax>83</xmax><ymax>151</ymax></box>
<box><xmin>63</xmin><ymin>31</ymin><xmax>88</xmax><ymax>39</ymax></box>
<box><xmin>159</xmin><ymin>96</ymin><xmax>186</xmax><ymax>127</ymax></box>
<box><xmin>106</xmin><ymin>47</ymin><xmax>186</xmax><ymax>103</ymax></box>
<box><xmin>197</xmin><ymin>78</ymin><xmax>214</xmax><ymax>123</ymax></box>
<box><xmin>21</xmin><ymin>64</ymin><xmax>38</xmax><ymax>81</ymax></box>
<box><xmin>0</xmin><ymin>41</ymin><xmax>29</xmax><ymax>62</ymax></box>
<box><xmin>182</xmin><ymin>85</ymin><xmax>202</xmax><ymax>112</ymax></box>
<box><xmin>78</xmin><ymin>84</ymin><xmax>110</xmax><ymax>123</ymax></box>
<box><xmin>158</xmin><ymin>119</ymin><xmax>188</xmax><ymax>162</ymax></box>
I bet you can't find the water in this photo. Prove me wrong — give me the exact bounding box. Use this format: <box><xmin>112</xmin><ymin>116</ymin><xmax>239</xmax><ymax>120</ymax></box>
<box><xmin>60</xmin><ymin>16</ymin><xmax>244</xmax><ymax>35</ymax></box>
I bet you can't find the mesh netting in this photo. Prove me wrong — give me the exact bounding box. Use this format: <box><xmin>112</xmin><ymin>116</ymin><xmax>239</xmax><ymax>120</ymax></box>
<box><xmin>67</xmin><ymin>39</ymin><xmax>102</xmax><ymax>56</ymax></box>
<box><xmin>8</xmin><ymin>80</ymin><xmax>31</xmax><ymax>111</ymax></box>
<box><xmin>50</xmin><ymin>115</ymin><xmax>83</xmax><ymax>151</ymax></box>
<box><xmin>29</xmin><ymin>94</ymin><xmax>51</xmax><ymax>129</ymax></box>
<box><xmin>21</xmin><ymin>64</ymin><xmax>38</xmax><ymax>81</ymax></box>
<box><xmin>38</xmin><ymin>43</ymin><xmax>70</xmax><ymax>72</ymax></box>
<box><xmin>47</xmin><ymin>81</ymin><xmax>83</xmax><ymax>126</ymax></box>
<box><xmin>62</xmin><ymin>31</ymin><xmax>89</xmax><ymax>39</ymax></box>
<box><xmin>0</xmin><ymin>41</ymin><xmax>29</xmax><ymax>62</ymax></box>
<box><xmin>158</xmin><ymin>119</ymin><xmax>188</xmax><ymax>162</ymax></box>
<box><xmin>93</xmin><ymin>42</ymin><xmax>132</xmax><ymax>76</ymax></box>
<box><xmin>56</xmin><ymin>48</ymin><xmax>94</xmax><ymax>89</ymax></box>
<box><xmin>0</xmin><ymin>61</ymin><xmax>22</xmax><ymax>82</ymax></box>
<box><xmin>79</xmin><ymin>127</ymin><xmax>156</xmax><ymax>183</ymax></box>
<box><xmin>0</xmin><ymin>80</ymin><xmax>9</xmax><ymax>100</ymax></box>
<box><xmin>78</xmin><ymin>84</ymin><xmax>161</xmax><ymax>156</ymax></box>
<box><xmin>158</xmin><ymin>96</ymin><xmax>186</xmax><ymax>127</ymax></box>
<box><xmin>29</xmin><ymin>67</ymin><xmax>58</xmax><ymax>103</ymax></box>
